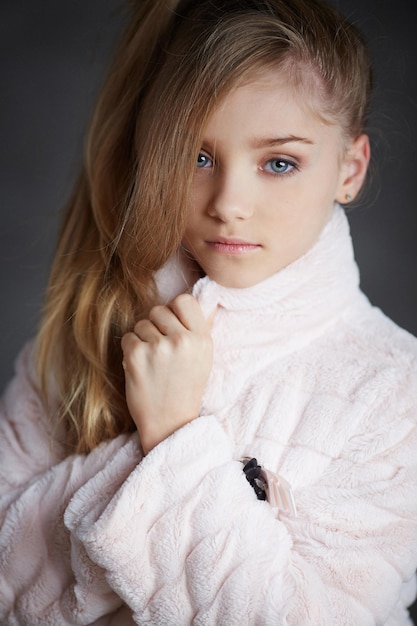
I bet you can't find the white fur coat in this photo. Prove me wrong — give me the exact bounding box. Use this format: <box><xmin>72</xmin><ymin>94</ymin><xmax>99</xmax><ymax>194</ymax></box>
<box><xmin>1</xmin><ymin>206</ymin><xmax>417</xmax><ymax>625</ymax></box>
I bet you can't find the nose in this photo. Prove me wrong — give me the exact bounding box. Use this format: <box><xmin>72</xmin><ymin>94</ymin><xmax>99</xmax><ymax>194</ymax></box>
<box><xmin>208</xmin><ymin>171</ymin><xmax>254</xmax><ymax>222</ymax></box>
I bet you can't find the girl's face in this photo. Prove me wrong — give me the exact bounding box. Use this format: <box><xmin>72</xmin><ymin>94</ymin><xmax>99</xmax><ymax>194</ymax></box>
<box><xmin>183</xmin><ymin>70</ymin><xmax>369</xmax><ymax>288</ymax></box>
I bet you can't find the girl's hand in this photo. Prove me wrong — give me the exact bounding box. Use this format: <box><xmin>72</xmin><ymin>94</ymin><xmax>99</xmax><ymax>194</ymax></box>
<box><xmin>121</xmin><ymin>294</ymin><xmax>214</xmax><ymax>455</ymax></box>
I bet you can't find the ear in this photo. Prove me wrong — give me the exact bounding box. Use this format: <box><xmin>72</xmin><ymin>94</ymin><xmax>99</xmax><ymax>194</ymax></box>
<box><xmin>335</xmin><ymin>134</ymin><xmax>371</xmax><ymax>204</ymax></box>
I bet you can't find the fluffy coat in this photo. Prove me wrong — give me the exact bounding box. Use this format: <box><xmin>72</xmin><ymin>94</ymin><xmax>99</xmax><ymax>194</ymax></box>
<box><xmin>1</xmin><ymin>206</ymin><xmax>417</xmax><ymax>625</ymax></box>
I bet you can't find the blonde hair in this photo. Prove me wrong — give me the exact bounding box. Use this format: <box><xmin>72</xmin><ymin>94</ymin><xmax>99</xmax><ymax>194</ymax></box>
<box><xmin>36</xmin><ymin>0</ymin><xmax>372</xmax><ymax>453</ymax></box>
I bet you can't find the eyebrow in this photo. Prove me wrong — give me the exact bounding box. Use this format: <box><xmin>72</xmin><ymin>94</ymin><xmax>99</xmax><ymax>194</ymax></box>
<box><xmin>249</xmin><ymin>135</ymin><xmax>314</xmax><ymax>149</ymax></box>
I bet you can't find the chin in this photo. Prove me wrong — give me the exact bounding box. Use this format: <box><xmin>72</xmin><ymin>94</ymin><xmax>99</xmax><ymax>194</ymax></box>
<box><xmin>207</xmin><ymin>271</ymin><xmax>266</xmax><ymax>289</ymax></box>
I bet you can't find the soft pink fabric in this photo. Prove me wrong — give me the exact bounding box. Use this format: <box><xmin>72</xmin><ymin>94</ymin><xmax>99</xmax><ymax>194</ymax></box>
<box><xmin>1</xmin><ymin>206</ymin><xmax>417</xmax><ymax>625</ymax></box>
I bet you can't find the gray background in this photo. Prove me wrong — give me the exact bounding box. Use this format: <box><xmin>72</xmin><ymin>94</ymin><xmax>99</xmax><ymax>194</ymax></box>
<box><xmin>0</xmin><ymin>0</ymin><xmax>416</xmax><ymax>621</ymax></box>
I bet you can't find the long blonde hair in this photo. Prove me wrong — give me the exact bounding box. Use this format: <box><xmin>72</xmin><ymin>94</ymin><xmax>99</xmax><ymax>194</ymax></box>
<box><xmin>36</xmin><ymin>0</ymin><xmax>372</xmax><ymax>453</ymax></box>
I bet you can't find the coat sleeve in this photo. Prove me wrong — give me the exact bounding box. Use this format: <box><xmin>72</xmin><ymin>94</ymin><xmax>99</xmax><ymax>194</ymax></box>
<box><xmin>0</xmin><ymin>345</ymin><xmax>140</xmax><ymax>625</ymax></box>
<box><xmin>65</xmin><ymin>394</ymin><xmax>417</xmax><ymax>626</ymax></box>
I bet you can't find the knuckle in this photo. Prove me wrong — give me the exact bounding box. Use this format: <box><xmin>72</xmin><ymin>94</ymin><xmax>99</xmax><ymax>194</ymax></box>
<box><xmin>156</xmin><ymin>339</ymin><xmax>172</xmax><ymax>359</ymax></box>
<box><xmin>148</xmin><ymin>304</ymin><xmax>165</xmax><ymax>320</ymax></box>
<box><xmin>172</xmin><ymin>293</ymin><xmax>195</xmax><ymax>310</ymax></box>
<box><xmin>121</xmin><ymin>331</ymin><xmax>135</xmax><ymax>352</ymax></box>
<box><xmin>133</xmin><ymin>319</ymin><xmax>146</xmax><ymax>334</ymax></box>
<box><xmin>167</xmin><ymin>330</ymin><xmax>186</xmax><ymax>350</ymax></box>
<box><xmin>121</xmin><ymin>347</ymin><xmax>138</xmax><ymax>373</ymax></box>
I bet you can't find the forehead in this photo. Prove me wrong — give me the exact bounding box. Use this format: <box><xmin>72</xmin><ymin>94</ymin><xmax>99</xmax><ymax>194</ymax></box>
<box><xmin>202</xmin><ymin>68</ymin><xmax>342</xmax><ymax>147</ymax></box>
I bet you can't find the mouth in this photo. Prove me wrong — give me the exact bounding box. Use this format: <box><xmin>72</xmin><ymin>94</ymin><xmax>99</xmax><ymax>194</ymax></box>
<box><xmin>206</xmin><ymin>237</ymin><xmax>261</xmax><ymax>255</ymax></box>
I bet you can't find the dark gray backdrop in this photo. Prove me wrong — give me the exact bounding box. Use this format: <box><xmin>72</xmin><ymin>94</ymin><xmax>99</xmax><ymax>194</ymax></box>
<box><xmin>1</xmin><ymin>0</ymin><xmax>417</xmax><ymax>617</ymax></box>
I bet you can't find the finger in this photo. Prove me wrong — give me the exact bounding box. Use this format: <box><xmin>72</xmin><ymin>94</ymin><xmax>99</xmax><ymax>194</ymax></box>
<box><xmin>120</xmin><ymin>331</ymin><xmax>140</xmax><ymax>374</ymax></box>
<box><xmin>168</xmin><ymin>293</ymin><xmax>207</xmax><ymax>332</ymax></box>
<box><xmin>148</xmin><ymin>304</ymin><xmax>185</xmax><ymax>335</ymax></box>
<box><xmin>133</xmin><ymin>318</ymin><xmax>165</xmax><ymax>342</ymax></box>
<box><xmin>121</xmin><ymin>331</ymin><xmax>138</xmax><ymax>354</ymax></box>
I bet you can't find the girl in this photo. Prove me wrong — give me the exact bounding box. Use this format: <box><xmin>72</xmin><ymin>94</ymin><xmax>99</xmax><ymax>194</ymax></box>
<box><xmin>1</xmin><ymin>0</ymin><xmax>417</xmax><ymax>624</ymax></box>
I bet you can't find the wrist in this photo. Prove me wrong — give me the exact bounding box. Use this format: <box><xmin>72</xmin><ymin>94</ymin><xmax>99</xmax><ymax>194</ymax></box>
<box><xmin>138</xmin><ymin>415</ymin><xmax>199</xmax><ymax>455</ymax></box>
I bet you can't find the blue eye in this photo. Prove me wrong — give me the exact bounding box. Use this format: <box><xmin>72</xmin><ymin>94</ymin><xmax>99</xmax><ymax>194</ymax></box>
<box><xmin>196</xmin><ymin>153</ymin><xmax>213</xmax><ymax>168</ymax></box>
<box><xmin>264</xmin><ymin>159</ymin><xmax>295</xmax><ymax>174</ymax></box>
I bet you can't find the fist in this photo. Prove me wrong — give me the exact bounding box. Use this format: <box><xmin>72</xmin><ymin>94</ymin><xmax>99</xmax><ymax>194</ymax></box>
<box><xmin>121</xmin><ymin>294</ymin><xmax>215</xmax><ymax>454</ymax></box>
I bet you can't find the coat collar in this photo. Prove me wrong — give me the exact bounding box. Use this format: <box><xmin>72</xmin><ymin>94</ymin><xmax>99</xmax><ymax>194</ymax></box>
<box><xmin>156</xmin><ymin>204</ymin><xmax>364</xmax><ymax>413</ymax></box>
<box><xmin>156</xmin><ymin>203</ymin><xmax>361</xmax><ymax>328</ymax></box>
<box><xmin>192</xmin><ymin>204</ymin><xmax>359</xmax><ymax>319</ymax></box>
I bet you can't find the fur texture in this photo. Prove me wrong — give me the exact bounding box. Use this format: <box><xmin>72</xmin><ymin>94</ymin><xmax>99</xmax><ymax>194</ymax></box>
<box><xmin>1</xmin><ymin>206</ymin><xmax>417</xmax><ymax>625</ymax></box>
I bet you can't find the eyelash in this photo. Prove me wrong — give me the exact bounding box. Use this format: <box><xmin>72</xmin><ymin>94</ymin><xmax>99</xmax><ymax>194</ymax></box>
<box><xmin>196</xmin><ymin>152</ymin><xmax>299</xmax><ymax>178</ymax></box>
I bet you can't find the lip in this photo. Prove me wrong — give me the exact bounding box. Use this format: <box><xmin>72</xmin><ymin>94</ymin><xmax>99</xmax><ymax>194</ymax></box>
<box><xmin>206</xmin><ymin>236</ymin><xmax>261</xmax><ymax>255</ymax></box>
<box><xmin>208</xmin><ymin>236</ymin><xmax>255</xmax><ymax>245</ymax></box>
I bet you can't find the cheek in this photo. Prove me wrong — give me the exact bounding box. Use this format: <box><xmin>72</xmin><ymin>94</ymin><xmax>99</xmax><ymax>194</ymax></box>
<box><xmin>190</xmin><ymin>178</ymin><xmax>209</xmax><ymax>206</ymax></box>
<box><xmin>183</xmin><ymin>208</ymin><xmax>200</xmax><ymax>237</ymax></box>
<box><xmin>187</xmin><ymin>182</ymin><xmax>211</xmax><ymax>226</ymax></box>
<box><xmin>182</xmin><ymin>209</ymin><xmax>202</xmax><ymax>250</ymax></box>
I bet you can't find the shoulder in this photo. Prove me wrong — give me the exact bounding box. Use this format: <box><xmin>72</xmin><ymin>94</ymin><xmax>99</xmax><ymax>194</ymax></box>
<box><xmin>287</xmin><ymin>296</ymin><xmax>417</xmax><ymax>424</ymax></box>
<box><xmin>328</xmin><ymin>298</ymin><xmax>417</xmax><ymax>423</ymax></box>
<box><xmin>342</xmin><ymin>298</ymin><xmax>417</xmax><ymax>384</ymax></box>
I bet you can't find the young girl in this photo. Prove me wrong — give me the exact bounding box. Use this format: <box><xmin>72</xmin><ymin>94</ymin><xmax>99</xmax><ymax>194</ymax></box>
<box><xmin>1</xmin><ymin>0</ymin><xmax>417</xmax><ymax>624</ymax></box>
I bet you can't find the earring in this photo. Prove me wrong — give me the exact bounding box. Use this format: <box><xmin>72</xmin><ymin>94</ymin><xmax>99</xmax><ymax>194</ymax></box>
<box><xmin>345</xmin><ymin>194</ymin><xmax>352</xmax><ymax>202</ymax></box>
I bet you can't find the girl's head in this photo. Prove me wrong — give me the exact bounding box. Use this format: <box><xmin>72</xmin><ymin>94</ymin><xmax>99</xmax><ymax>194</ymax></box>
<box><xmin>88</xmin><ymin>0</ymin><xmax>372</xmax><ymax>283</ymax></box>
<box><xmin>37</xmin><ymin>0</ymin><xmax>373</xmax><ymax>452</ymax></box>
<box><xmin>182</xmin><ymin>69</ymin><xmax>370</xmax><ymax>289</ymax></box>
